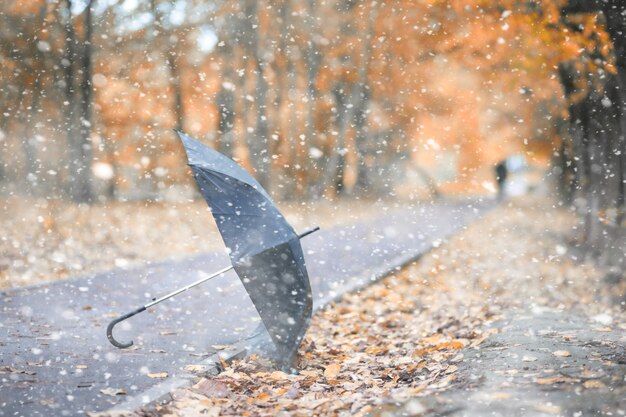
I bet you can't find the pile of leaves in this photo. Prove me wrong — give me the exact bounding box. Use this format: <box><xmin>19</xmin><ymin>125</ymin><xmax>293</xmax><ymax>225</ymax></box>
<box><xmin>156</xmin><ymin>282</ymin><xmax>494</xmax><ymax>417</ymax></box>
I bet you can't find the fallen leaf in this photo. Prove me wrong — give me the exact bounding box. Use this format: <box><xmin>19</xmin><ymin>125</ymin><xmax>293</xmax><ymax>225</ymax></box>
<box><xmin>583</xmin><ymin>379</ymin><xmax>606</xmax><ymax>389</ymax></box>
<box><xmin>211</xmin><ymin>345</ymin><xmax>236</xmax><ymax>351</ymax></box>
<box><xmin>193</xmin><ymin>379</ymin><xmax>233</xmax><ymax>398</ymax></box>
<box><xmin>283</xmin><ymin>383</ymin><xmax>301</xmax><ymax>399</ymax></box>
<box><xmin>218</xmin><ymin>355</ymin><xmax>229</xmax><ymax>370</ymax></box>
<box><xmin>269</xmin><ymin>371</ymin><xmax>289</xmax><ymax>381</ymax></box>
<box><xmin>535</xmin><ymin>376</ymin><xmax>578</xmax><ymax>385</ymax></box>
<box><xmin>184</xmin><ymin>365</ymin><xmax>206</xmax><ymax>373</ymax></box>
<box><xmin>99</xmin><ymin>388</ymin><xmax>127</xmax><ymax>396</ymax></box>
<box><xmin>434</xmin><ymin>341</ymin><xmax>464</xmax><ymax>351</ymax></box>
<box><xmin>299</xmin><ymin>369</ymin><xmax>321</xmax><ymax>378</ymax></box>
<box><xmin>552</xmin><ymin>350</ymin><xmax>571</xmax><ymax>357</ymax></box>
<box><xmin>423</xmin><ymin>333</ymin><xmax>442</xmax><ymax>345</ymax></box>
<box><xmin>324</xmin><ymin>363</ymin><xmax>341</xmax><ymax>379</ymax></box>
<box><xmin>469</xmin><ymin>335</ymin><xmax>488</xmax><ymax>348</ymax></box>
<box><xmin>534</xmin><ymin>404</ymin><xmax>561</xmax><ymax>414</ymax></box>
<box><xmin>254</xmin><ymin>392</ymin><xmax>271</xmax><ymax>402</ymax></box>
<box><xmin>0</xmin><ymin>367</ymin><xmax>36</xmax><ymax>375</ymax></box>
<box><xmin>450</xmin><ymin>353</ymin><xmax>464</xmax><ymax>363</ymax></box>
<box><xmin>445</xmin><ymin>365</ymin><xmax>458</xmax><ymax>374</ymax></box>
<box><xmin>189</xmin><ymin>352</ymin><xmax>211</xmax><ymax>357</ymax></box>
<box><xmin>431</xmin><ymin>373</ymin><xmax>456</xmax><ymax>388</ymax></box>
<box><xmin>147</xmin><ymin>372</ymin><xmax>168</xmax><ymax>378</ymax></box>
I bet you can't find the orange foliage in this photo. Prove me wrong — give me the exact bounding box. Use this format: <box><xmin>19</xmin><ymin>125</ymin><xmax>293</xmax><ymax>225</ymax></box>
<box><xmin>0</xmin><ymin>0</ymin><xmax>617</xmax><ymax>198</ymax></box>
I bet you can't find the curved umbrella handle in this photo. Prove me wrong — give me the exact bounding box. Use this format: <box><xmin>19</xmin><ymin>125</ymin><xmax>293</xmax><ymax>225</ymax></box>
<box><xmin>106</xmin><ymin>306</ymin><xmax>146</xmax><ymax>348</ymax></box>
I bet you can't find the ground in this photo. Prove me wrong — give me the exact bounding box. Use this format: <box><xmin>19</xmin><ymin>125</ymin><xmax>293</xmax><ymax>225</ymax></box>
<box><xmin>98</xmin><ymin>196</ymin><xmax>622</xmax><ymax>417</ymax></box>
<box><xmin>0</xmin><ymin>197</ymin><xmax>384</xmax><ymax>289</ymax></box>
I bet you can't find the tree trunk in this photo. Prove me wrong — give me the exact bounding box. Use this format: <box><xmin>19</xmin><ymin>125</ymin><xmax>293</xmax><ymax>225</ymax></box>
<box><xmin>64</xmin><ymin>0</ymin><xmax>93</xmax><ymax>203</ymax></box>
<box><xmin>248</xmin><ymin>0</ymin><xmax>270</xmax><ymax>190</ymax></box>
<box><xmin>321</xmin><ymin>84</ymin><xmax>353</xmax><ymax>197</ymax></box>
<box><xmin>352</xmin><ymin>3</ymin><xmax>378</xmax><ymax>195</ymax></box>
<box><xmin>216</xmin><ymin>81</ymin><xmax>235</xmax><ymax>157</ymax></box>
<box><xmin>166</xmin><ymin>50</ymin><xmax>184</xmax><ymax>132</ymax></box>
<box><xmin>22</xmin><ymin>86</ymin><xmax>41</xmax><ymax>195</ymax></box>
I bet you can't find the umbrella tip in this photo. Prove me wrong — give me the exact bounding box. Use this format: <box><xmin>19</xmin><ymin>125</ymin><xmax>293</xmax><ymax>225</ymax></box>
<box><xmin>297</xmin><ymin>226</ymin><xmax>320</xmax><ymax>240</ymax></box>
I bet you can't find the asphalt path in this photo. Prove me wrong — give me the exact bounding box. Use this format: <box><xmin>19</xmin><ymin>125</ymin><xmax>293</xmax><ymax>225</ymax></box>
<box><xmin>0</xmin><ymin>198</ymin><xmax>492</xmax><ymax>416</ymax></box>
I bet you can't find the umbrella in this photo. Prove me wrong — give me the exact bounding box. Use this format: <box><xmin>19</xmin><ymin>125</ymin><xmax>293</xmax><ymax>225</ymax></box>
<box><xmin>107</xmin><ymin>131</ymin><xmax>318</xmax><ymax>370</ymax></box>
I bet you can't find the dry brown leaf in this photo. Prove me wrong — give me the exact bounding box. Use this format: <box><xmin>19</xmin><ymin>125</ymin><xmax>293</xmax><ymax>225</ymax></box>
<box><xmin>422</xmin><ymin>333</ymin><xmax>442</xmax><ymax>345</ymax></box>
<box><xmin>324</xmin><ymin>363</ymin><xmax>341</xmax><ymax>379</ymax></box>
<box><xmin>218</xmin><ymin>355</ymin><xmax>230</xmax><ymax>370</ymax></box>
<box><xmin>147</xmin><ymin>372</ymin><xmax>168</xmax><ymax>378</ymax></box>
<box><xmin>552</xmin><ymin>350</ymin><xmax>571</xmax><ymax>357</ymax></box>
<box><xmin>184</xmin><ymin>365</ymin><xmax>206</xmax><ymax>373</ymax></box>
<box><xmin>211</xmin><ymin>345</ymin><xmax>236</xmax><ymax>351</ymax></box>
<box><xmin>535</xmin><ymin>376</ymin><xmax>578</xmax><ymax>385</ymax></box>
<box><xmin>0</xmin><ymin>367</ymin><xmax>36</xmax><ymax>375</ymax></box>
<box><xmin>193</xmin><ymin>379</ymin><xmax>234</xmax><ymax>399</ymax></box>
<box><xmin>445</xmin><ymin>365</ymin><xmax>458</xmax><ymax>374</ymax></box>
<box><xmin>220</xmin><ymin>369</ymin><xmax>251</xmax><ymax>381</ymax></box>
<box><xmin>434</xmin><ymin>341</ymin><xmax>464</xmax><ymax>351</ymax></box>
<box><xmin>469</xmin><ymin>335</ymin><xmax>489</xmax><ymax>348</ymax></box>
<box><xmin>254</xmin><ymin>392</ymin><xmax>271</xmax><ymax>402</ymax></box>
<box><xmin>99</xmin><ymin>388</ymin><xmax>127</xmax><ymax>396</ymax></box>
<box><xmin>269</xmin><ymin>371</ymin><xmax>289</xmax><ymax>381</ymax></box>
<box><xmin>431</xmin><ymin>373</ymin><xmax>456</xmax><ymax>388</ymax></box>
<box><xmin>583</xmin><ymin>379</ymin><xmax>606</xmax><ymax>389</ymax></box>
<box><xmin>365</xmin><ymin>346</ymin><xmax>388</xmax><ymax>355</ymax></box>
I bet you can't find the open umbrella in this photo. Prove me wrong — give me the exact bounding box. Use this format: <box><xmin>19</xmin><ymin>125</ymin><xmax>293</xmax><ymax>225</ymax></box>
<box><xmin>107</xmin><ymin>131</ymin><xmax>318</xmax><ymax>370</ymax></box>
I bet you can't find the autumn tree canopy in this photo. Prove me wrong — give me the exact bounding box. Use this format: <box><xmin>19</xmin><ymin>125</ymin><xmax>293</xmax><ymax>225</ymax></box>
<box><xmin>0</xmin><ymin>0</ymin><xmax>623</xmax><ymax>209</ymax></box>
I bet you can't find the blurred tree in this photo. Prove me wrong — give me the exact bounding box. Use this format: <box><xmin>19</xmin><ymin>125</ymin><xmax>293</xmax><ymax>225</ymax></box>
<box><xmin>557</xmin><ymin>0</ymin><xmax>625</xmax><ymax>261</ymax></box>
<box><xmin>65</xmin><ymin>0</ymin><xmax>95</xmax><ymax>202</ymax></box>
<box><xmin>0</xmin><ymin>0</ymin><xmax>621</xmax><ymax>213</ymax></box>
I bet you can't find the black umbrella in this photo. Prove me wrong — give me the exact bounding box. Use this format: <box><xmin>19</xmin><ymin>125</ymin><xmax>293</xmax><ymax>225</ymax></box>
<box><xmin>107</xmin><ymin>131</ymin><xmax>318</xmax><ymax>370</ymax></box>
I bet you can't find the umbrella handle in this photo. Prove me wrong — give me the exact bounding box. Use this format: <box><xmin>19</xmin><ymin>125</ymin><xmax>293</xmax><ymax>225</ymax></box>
<box><xmin>106</xmin><ymin>306</ymin><xmax>146</xmax><ymax>348</ymax></box>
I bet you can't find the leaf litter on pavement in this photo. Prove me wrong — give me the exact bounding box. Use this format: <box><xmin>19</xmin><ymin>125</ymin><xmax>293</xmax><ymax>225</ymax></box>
<box><xmin>134</xmin><ymin>197</ymin><xmax>624</xmax><ymax>417</ymax></box>
<box><xmin>93</xmin><ymin>197</ymin><xmax>625</xmax><ymax>417</ymax></box>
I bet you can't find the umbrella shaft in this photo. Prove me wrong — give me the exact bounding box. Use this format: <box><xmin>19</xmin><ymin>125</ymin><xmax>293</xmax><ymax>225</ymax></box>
<box><xmin>144</xmin><ymin>265</ymin><xmax>234</xmax><ymax>309</ymax></box>
<box><xmin>142</xmin><ymin>228</ymin><xmax>319</xmax><ymax>310</ymax></box>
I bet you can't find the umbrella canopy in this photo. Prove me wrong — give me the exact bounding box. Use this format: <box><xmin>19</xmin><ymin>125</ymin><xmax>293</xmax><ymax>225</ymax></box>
<box><xmin>177</xmin><ymin>131</ymin><xmax>313</xmax><ymax>369</ymax></box>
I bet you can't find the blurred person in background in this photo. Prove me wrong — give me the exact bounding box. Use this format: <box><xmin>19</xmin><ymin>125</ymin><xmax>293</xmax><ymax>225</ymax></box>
<box><xmin>495</xmin><ymin>160</ymin><xmax>508</xmax><ymax>201</ymax></box>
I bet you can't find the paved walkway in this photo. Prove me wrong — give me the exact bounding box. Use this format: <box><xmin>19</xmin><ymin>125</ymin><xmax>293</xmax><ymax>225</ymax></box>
<box><xmin>0</xmin><ymin>198</ymin><xmax>492</xmax><ymax>417</ymax></box>
<box><xmin>374</xmin><ymin>308</ymin><xmax>626</xmax><ymax>417</ymax></box>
